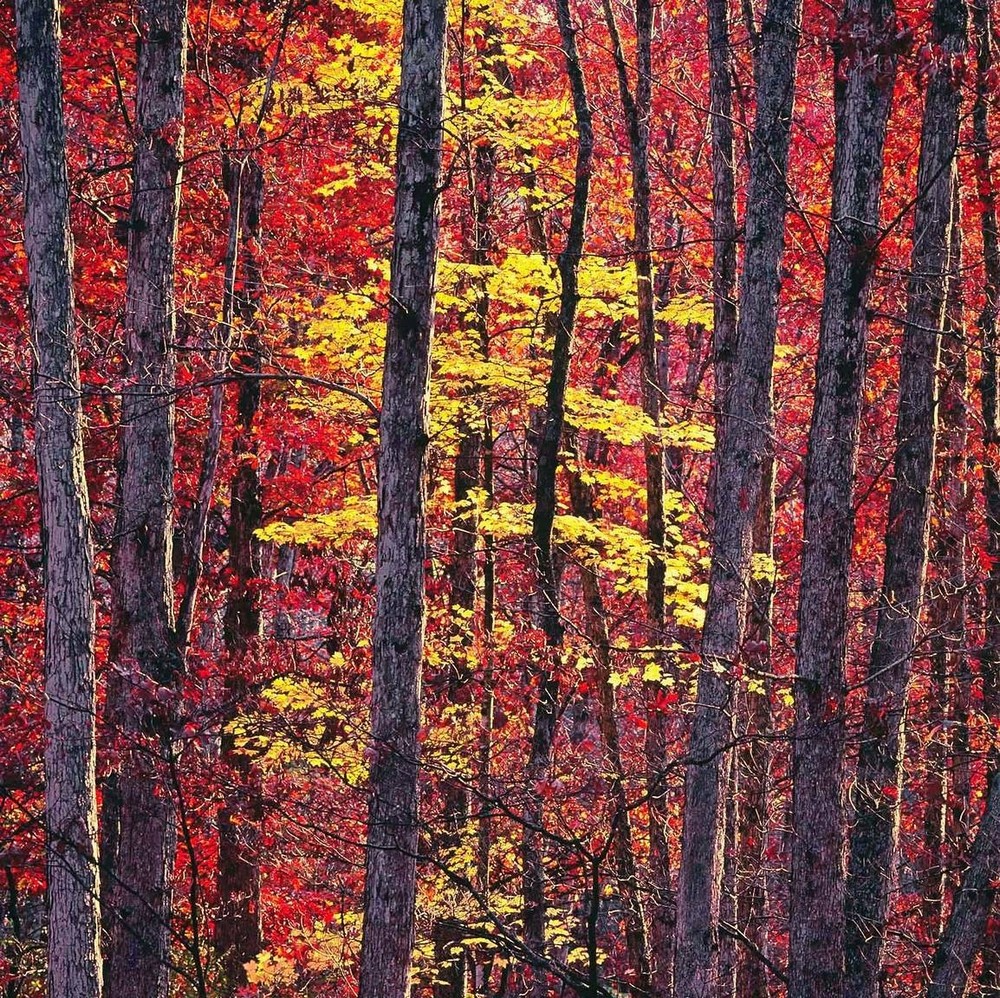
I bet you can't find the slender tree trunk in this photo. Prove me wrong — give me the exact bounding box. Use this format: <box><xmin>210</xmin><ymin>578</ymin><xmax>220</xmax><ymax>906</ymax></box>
<box><xmin>706</xmin><ymin>0</ymin><xmax>738</xmax><ymax>432</ymax></box>
<box><xmin>788</xmin><ymin>1</ymin><xmax>898</xmax><ymax>993</ymax></box>
<box><xmin>921</xmin><ymin>186</ymin><xmax>966</xmax><ymax>938</ymax></box>
<box><xmin>523</xmin><ymin>1</ymin><xmax>592</xmax><ymax>990</ymax></box>
<box><xmin>14</xmin><ymin>1</ymin><xmax>102</xmax><ymax>995</ymax></box>
<box><xmin>434</xmin><ymin>108</ymin><xmax>501</xmax><ymax>998</ymax></box>
<box><xmin>707</xmin><ymin>0</ymin><xmax>742</xmax><ymax>996</ymax></box>
<box><xmin>950</xmin><ymin>3</ymin><xmax>1000</xmax><ymax>991</ymax></box>
<box><xmin>215</xmin><ymin>152</ymin><xmax>265</xmax><ymax>995</ymax></box>
<box><xmin>735</xmin><ymin>482</ymin><xmax>774</xmax><ymax>998</ymax></box>
<box><xmin>708</xmin><ymin>4</ymin><xmax>773</xmax><ymax>990</ymax></box>
<box><xmin>928</xmin><ymin>769</ymin><xmax>1000</xmax><ymax>996</ymax></box>
<box><xmin>102</xmin><ymin>3</ymin><xmax>187</xmax><ymax>995</ymax></box>
<box><xmin>564</xmin><ymin>439</ymin><xmax>651</xmax><ymax>995</ymax></box>
<box><xmin>357</xmin><ymin>0</ymin><xmax>447</xmax><ymax>994</ymax></box>
<box><xmin>973</xmin><ymin>0</ymin><xmax>1000</xmax><ymax>741</ymax></box>
<box><xmin>674</xmin><ymin>1</ymin><xmax>801</xmax><ymax>993</ymax></box>
<box><xmin>843</xmin><ymin>4</ymin><xmax>966</xmax><ymax>994</ymax></box>
<box><xmin>597</xmin><ymin>3</ymin><xmax>658</xmax><ymax>990</ymax></box>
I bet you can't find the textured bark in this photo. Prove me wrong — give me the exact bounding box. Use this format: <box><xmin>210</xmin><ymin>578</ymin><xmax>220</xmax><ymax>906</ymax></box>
<box><xmin>14</xmin><ymin>1</ymin><xmax>102</xmax><ymax>995</ymax></box>
<box><xmin>928</xmin><ymin>769</ymin><xmax>1000</xmax><ymax>996</ymax></box>
<box><xmin>705</xmin><ymin>3</ymin><xmax>741</xmax><ymax>991</ymax></box>
<box><xmin>674</xmin><ymin>1</ymin><xmax>800</xmax><ymax>993</ymax></box>
<box><xmin>842</xmin><ymin>4</ymin><xmax>965</xmax><ymax>994</ymax></box>
<box><xmin>973</xmin><ymin>0</ymin><xmax>1000</xmax><ymax>757</ymax></box>
<box><xmin>357</xmin><ymin>0</ymin><xmax>447</xmax><ymax>994</ymax></box>
<box><xmin>215</xmin><ymin>154</ymin><xmax>265</xmax><ymax>994</ymax></box>
<box><xmin>735</xmin><ymin>475</ymin><xmax>774</xmax><ymax>998</ymax></box>
<box><xmin>707</xmin><ymin>0</ymin><xmax>738</xmax><ymax>433</ymax></box>
<box><xmin>787</xmin><ymin>2</ymin><xmax>898</xmax><ymax>993</ymax></box>
<box><xmin>102</xmin><ymin>2</ymin><xmax>186</xmax><ymax>996</ymax></box>
<box><xmin>921</xmin><ymin>189</ymin><xmax>966</xmax><ymax>938</ymax></box>
<box><xmin>175</xmin><ymin>146</ymin><xmax>245</xmax><ymax>653</ymax></box>
<box><xmin>713</xmin><ymin>2</ymin><xmax>773</xmax><ymax>990</ymax></box>
<box><xmin>564</xmin><ymin>440</ymin><xmax>651</xmax><ymax>996</ymax></box>
<box><xmin>597</xmin><ymin>2</ymin><xmax>655</xmax><ymax>991</ymax></box>
<box><xmin>928</xmin><ymin>0</ymin><xmax>1000</xmax><ymax>998</ymax></box>
<box><xmin>521</xmin><ymin>3</ymin><xmax>592</xmax><ymax>991</ymax></box>
<box><xmin>436</xmin><ymin>118</ymin><xmax>499</xmax><ymax>998</ymax></box>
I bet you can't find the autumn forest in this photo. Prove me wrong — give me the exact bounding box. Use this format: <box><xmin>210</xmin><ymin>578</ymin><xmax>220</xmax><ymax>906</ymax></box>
<box><xmin>4</xmin><ymin>0</ymin><xmax>1000</xmax><ymax>994</ymax></box>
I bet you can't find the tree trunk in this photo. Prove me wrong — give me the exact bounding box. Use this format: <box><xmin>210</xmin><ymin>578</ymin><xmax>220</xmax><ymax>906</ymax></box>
<box><xmin>597</xmin><ymin>2</ymin><xmax>657</xmax><ymax>990</ymax></box>
<box><xmin>102</xmin><ymin>3</ymin><xmax>187</xmax><ymax>995</ymax></box>
<box><xmin>522</xmin><ymin>1</ymin><xmax>593</xmax><ymax>990</ymax></box>
<box><xmin>921</xmin><ymin>185</ymin><xmax>966</xmax><ymax>938</ymax></box>
<box><xmin>14</xmin><ymin>1</ymin><xmax>102</xmax><ymax>995</ymax></box>
<box><xmin>787</xmin><ymin>1</ymin><xmax>898</xmax><ymax>993</ymax></box>
<box><xmin>434</xmin><ymin>106</ymin><xmax>501</xmax><ymax>998</ymax></box>
<box><xmin>357</xmin><ymin>0</ymin><xmax>447</xmax><ymax>993</ymax></box>
<box><xmin>706</xmin><ymin>3</ymin><xmax>741</xmax><ymax>990</ymax></box>
<box><xmin>928</xmin><ymin>769</ymin><xmax>1000</xmax><ymax>996</ymax></box>
<box><xmin>674</xmin><ymin>1</ymin><xmax>800</xmax><ymax>993</ymax></box>
<box><xmin>706</xmin><ymin>0</ymin><xmax>738</xmax><ymax>438</ymax></box>
<box><xmin>215</xmin><ymin>152</ymin><xmax>265</xmax><ymax>995</ymax></box>
<box><xmin>735</xmin><ymin>476</ymin><xmax>774</xmax><ymax>998</ymax></box>
<box><xmin>950</xmin><ymin>3</ymin><xmax>1000</xmax><ymax>991</ymax></box>
<box><xmin>565</xmin><ymin>439</ymin><xmax>651</xmax><ymax>995</ymax></box>
<box><xmin>842</xmin><ymin>3</ymin><xmax>966</xmax><ymax>994</ymax></box>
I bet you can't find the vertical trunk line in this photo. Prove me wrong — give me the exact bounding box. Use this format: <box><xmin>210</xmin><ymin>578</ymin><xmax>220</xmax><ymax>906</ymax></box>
<box><xmin>523</xmin><ymin>1</ymin><xmax>593</xmax><ymax>991</ymax></box>
<box><xmin>926</xmin><ymin>4</ymin><xmax>1000</xmax><ymax>992</ymax></box>
<box><xmin>358</xmin><ymin>0</ymin><xmax>448</xmax><ymax>994</ymax></box>
<box><xmin>788</xmin><ymin>1</ymin><xmax>899</xmax><ymax>992</ymax></box>
<box><xmin>103</xmin><ymin>3</ymin><xmax>187</xmax><ymax>995</ymax></box>
<box><xmin>843</xmin><ymin>3</ymin><xmax>966</xmax><ymax>993</ymax></box>
<box><xmin>14</xmin><ymin>0</ymin><xmax>103</xmax><ymax>994</ymax></box>
<box><xmin>675</xmin><ymin>0</ymin><xmax>801</xmax><ymax>993</ymax></box>
<box><xmin>215</xmin><ymin>152</ymin><xmax>265</xmax><ymax>995</ymax></box>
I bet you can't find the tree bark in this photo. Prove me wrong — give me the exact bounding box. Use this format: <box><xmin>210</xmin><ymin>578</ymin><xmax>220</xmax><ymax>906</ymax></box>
<box><xmin>357</xmin><ymin>0</ymin><xmax>447</xmax><ymax>994</ymax></box>
<box><xmin>928</xmin><ymin>769</ymin><xmax>1000</xmax><ymax>996</ymax></box>
<box><xmin>522</xmin><ymin>1</ymin><xmax>593</xmax><ymax>991</ymax></box>
<box><xmin>921</xmin><ymin>185</ymin><xmax>966</xmax><ymax>939</ymax></box>
<box><xmin>842</xmin><ymin>3</ymin><xmax>966</xmax><ymax>994</ymax></box>
<box><xmin>936</xmin><ymin>3</ymin><xmax>1000</xmax><ymax>992</ymax></box>
<box><xmin>102</xmin><ymin>2</ymin><xmax>187</xmax><ymax>996</ymax></box>
<box><xmin>735</xmin><ymin>478</ymin><xmax>774</xmax><ymax>998</ymax></box>
<box><xmin>435</xmin><ymin>100</ymin><xmax>501</xmax><ymax>998</ymax></box>
<box><xmin>14</xmin><ymin>1</ymin><xmax>102</xmax><ymax>995</ymax></box>
<box><xmin>597</xmin><ymin>2</ymin><xmax>657</xmax><ymax>990</ymax></box>
<box><xmin>706</xmin><ymin>0</ymin><xmax>738</xmax><ymax>432</ymax></box>
<box><xmin>788</xmin><ymin>1</ymin><xmax>898</xmax><ymax>993</ymax></box>
<box><xmin>563</xmin><ymin>427</ymin><xmax>651</xmax><ymax>995</ymax></box>
<box><xmin>674</xmin><ymin>1</ymin><xmax>800</xmax><ymax>993</ymax></box>
<box><xmin>215</xmin><ymin>152</ymin><xmax>265</xmax><ymax>995</ymax></box>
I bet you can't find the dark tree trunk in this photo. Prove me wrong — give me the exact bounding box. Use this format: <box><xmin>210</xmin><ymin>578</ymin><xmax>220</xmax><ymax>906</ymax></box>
<box><xmin>707</xmin><ymin>0</ymin><xmax>738</xmax><ymax>431</ymax></box>
<box><xmin>787</xmin><ymin>1</ymin><xmax>898</xmax><ymax>993</ymax></box>
<box><xmin>928</xmin><ymin>4</ymin><xmax>1000</xmax><ymax>993</ymax></box>
<box><xmin>674</xmin><ymin>1</ymin><xmax>801</xmax><ymax>993</ymax></box>
<box><xmin>929</xmin><ymin>769</ymin><xmax>1000</xmax><ymax>996</ymax></box>
<box><xmin>842</xmin><ymin>3</ymin><xmax>966</xmax><ymax>994</ymax></box>
<box><xmin>974</xmin><ymin>0</ymin><xmax>1000</xmax><ymax>969</ymax></box>
<box><xmin>564</xmin><ymin>430</ymin><xmax>651</xmax><ymax>995</ymax></box>
<box><xmin>973</xmin><ymin>0</ymin><xmax>1000</xmax><ymax>778</ymax></box>
<box><xmin>357</xmin><ymin>0</ymin><xmax>447</xmax><ymax>993</ymax></box>
<box><xmin>435</xmin><ymin>101</ymin><xmax>501</xmax><ymax>998</ymax></box>
<box><xmin>215</xmin><ymin>152</ymin><xmax>265</xmax><ymax>995</ymax></box>
<box><xmin>14</xmin><ymin>1</ymin><xmax>102</xmax><ymax>995</ymax></box>
<box><xmin>102</xmin><ymin>3</ymin><xmax>187</xmax><ymax>996</ymax></box>
<box><xmin>597</xmin><ymin>1</ymin><xmax>656</xmax><ymax>989</ymax></box>
<box><xmin>522</xmin><ymin>1</ymin><xmax>592</xmax><ymax>991</ymax></box>
<box><xmin>921</xmin><ymin>186</ymin><xmax>966</xmax><ymax>938</ymax></box>
<box><xmin>735</xmin><ymin>480</ymin><xmax>774</xmax><ymax>998</ymax></box>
